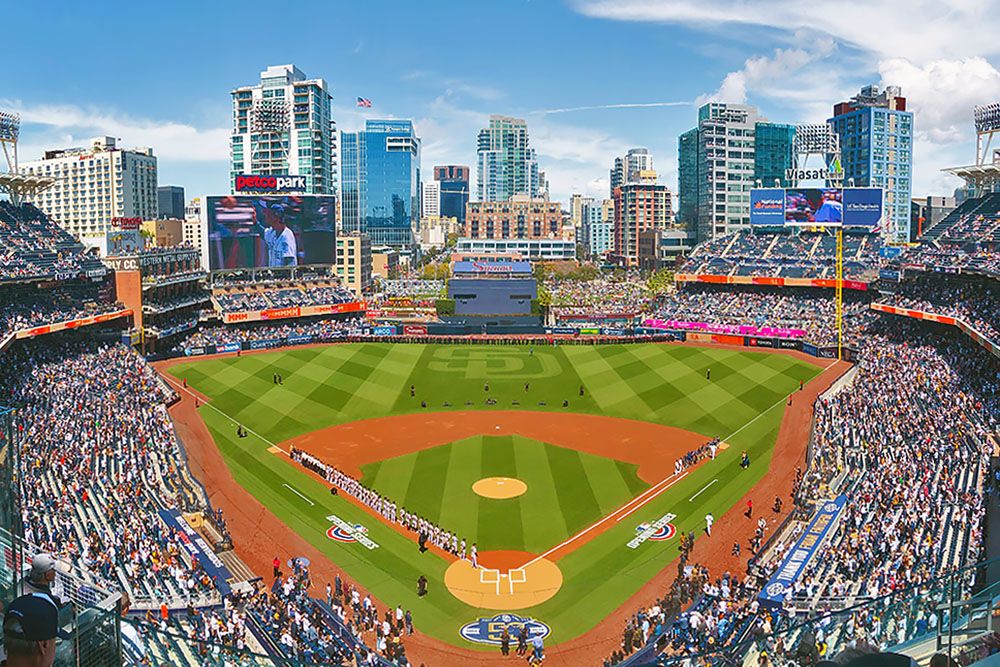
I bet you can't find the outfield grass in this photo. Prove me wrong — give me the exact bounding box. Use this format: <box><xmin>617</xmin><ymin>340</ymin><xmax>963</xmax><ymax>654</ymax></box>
<box><xmin>361</xmin><ymin>435</ymin><xmax>649</xmax><ymax>552</ymax></box>
<box><xmin>170</xmin><ymin>343</ymin><xmax>821</xmax><ymax>648</ymax></box>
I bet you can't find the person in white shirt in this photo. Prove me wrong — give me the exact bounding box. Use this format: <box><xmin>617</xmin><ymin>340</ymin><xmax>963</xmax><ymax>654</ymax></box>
<box><xmin>260</xmin><ymin>203</ymin><xmax>297</xmax><ymax>267</ymax></box>
<box><xmin>705</xmin><ymin>513</ymin><xmax>714</xmax><ymax>536</ymax></box>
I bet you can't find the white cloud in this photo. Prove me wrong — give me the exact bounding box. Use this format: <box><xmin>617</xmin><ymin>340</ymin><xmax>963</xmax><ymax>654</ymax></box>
<box><xmin>878</xmin><ymin>57</ymin><xmax>1000</xmax><ymax>144</ymax></box>
<box><xmin>0</xmin><ymin>100</ymin><xmax>229</xmax><ymax>163</ymax></box>
<box><xmin>699</xmin><ymin>37</ymin><xmax>836</xmax><ymax>106</ymax></box>
<box><xmin>536</xmin><ymin>101</ymin><xmax>691</xmax><ymax>115</ymax></box>
<box><xmin>573</xmin><ymin>0</ymin><xmax>1000</xmax><ymax>62</ymax></box>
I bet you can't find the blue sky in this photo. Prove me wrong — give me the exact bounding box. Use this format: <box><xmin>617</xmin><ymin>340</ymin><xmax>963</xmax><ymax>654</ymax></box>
<box><xmin>4</xmin><ymin>0</ymin><xmax>1000</xmax><ymax>205</ymax></box>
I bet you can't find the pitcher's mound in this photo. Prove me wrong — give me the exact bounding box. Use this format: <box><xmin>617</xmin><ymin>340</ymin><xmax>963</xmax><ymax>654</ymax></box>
<box><xmin>472</xmin><ymin>477</ymin><xmax>527</xmax><ymax>499</ymax></box>
<box><xmin>444</xmin><ymin>553</ymin><xmax>562</xmax><ymax>610</ymax></box>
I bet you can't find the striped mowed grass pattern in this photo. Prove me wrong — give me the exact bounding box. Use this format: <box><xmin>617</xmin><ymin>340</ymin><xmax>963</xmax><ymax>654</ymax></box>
<box><xmin>361</xmin><ymin>435</ymin><xmax>649</xmax><ymax>552</ymax></box>
<box><xmin>170</xmin><ymin>342</ymin><xmax>818</xmax><ymax>443</ymax></box>
<box><xmin>170</xmin><ymin>343</ymin><xmax>822</xmax><ymax>646</ymax></box>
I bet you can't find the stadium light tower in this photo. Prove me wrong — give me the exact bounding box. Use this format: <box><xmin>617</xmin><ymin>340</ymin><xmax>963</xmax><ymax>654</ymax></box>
<box><xmin>974</xmin><ymin>102</ymin><xmax>1000</xmax><ymax>167</ymax></box>
<box><xmin>250</xmin><ymin>98</ymin><xmax>291</xmax><ymax>174</ymax></box>
<box><xmin>791</xmin><ymin>124</ymin><xmax>843</xmax><ymax>187</ymax></box>
<box><xmin>0</xmin><ymin>111</ymin><xmax>54</xmax><ymax>206</ymax></box>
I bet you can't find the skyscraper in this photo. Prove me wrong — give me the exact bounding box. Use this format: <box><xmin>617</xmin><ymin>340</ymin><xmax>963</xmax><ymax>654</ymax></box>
<box><xmin>421</xmin><ymin>180</ymin><xmax>440</xmax><ymax>219</ymax></box>
<box><xmin>434</xmin><ymin>165</ymin><xmax>470</xmax><ymax>224</ymax></box>
<box><xmin>476</xmin><ymin>116</ymin><xmax>540</xmax><ymax>202</ymax></box>
<box><xmin>609</xmin><ymin>148</ymin><xmax>653</xmax><ymax>196</ymax></box>
<box><xmin>230</xmin><ymin>64</ymin><xmax>336</xmax><ymax>195</ymax></box>
<box><xmin>678</xmin><ymin>103</ymin><xmax>795</xmax><ymax>242</ymax></box>
<box><xmin>829</xmin><ymin>84</ymin><xmax>913</xmax><ymax>241</ymax></box>
<box><xmin>340</xmin><ymin>120</ymin><xmax>421</xmax><ymax>247</ymax></box>
<box><xmin>157</xmin><ymin>185</ymin><xmax>185</xmax><ymax>219</ymax></box>
<box><xmin>612</xmin><ymin>170</ymin><xmax>672</xmax><ymax>268</ymax></box>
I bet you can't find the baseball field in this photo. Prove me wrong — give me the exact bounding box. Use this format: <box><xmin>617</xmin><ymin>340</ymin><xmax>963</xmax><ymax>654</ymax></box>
<box><xmin>166</xmin><ymin>342</ymin><xmax>822</xmax><ymax>650</ymax></box>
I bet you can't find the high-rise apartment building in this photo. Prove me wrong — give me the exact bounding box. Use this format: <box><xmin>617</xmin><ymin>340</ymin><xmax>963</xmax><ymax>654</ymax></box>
<box><xmin>230</xmin><ymin>64</ymin><xmax>336</xmax><ymax>195</ymax></box>
<box><xmin>581</xmin><ymin>198</ymin><xmax>614</xmax><ymax>258</ymax></box>
<box><xmin>340</xmin><ymin>120</ymin><xmax>421</xmax><ymax>247</ymax></box>
<box><xmin>157</xmin><ymin>185</ymin><xmax>185</xmax><ymax>219</ymax></box>
<box><xmin>679</xmin><ymin>103</ymin><xmax>795</xmax><ymax>242</ymax></box>
<box><xmin>421</xmin><ymin>180</ymin><xmax>440</xmax><ymax>219</ymax></box>
<box><xmin>476</xmin><ymin>116</ymin><xmax>540</xmax><ymax>202</ymax></box>
<box><xmin>829</xmin><ymin>84</ymin><xmax>913</xmax><ymax>241</ymax></box>
<box><xmin>609</xmin><ymin>148</ymin><xmax>653</xmax><ymax>197</ymax></box>
<box><xmin>20</xmin><ymin>136</ymin><xmax>158</xmax><ymax>246</ymax></box>
<box><xmin>434</xmin><ymin>165</ymin><xmax>470</xmax><ymax>224</ymax></box>
<box><xmin>612</xmin><ymin>171</ymin><xmax>672</xmax><ymax>268</ymax></box>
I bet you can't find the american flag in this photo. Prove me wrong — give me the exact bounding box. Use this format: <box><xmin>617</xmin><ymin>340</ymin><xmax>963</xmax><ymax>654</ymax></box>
<box><xmin>356</xmin><ymin>97</ymin><xmax>373</xmax><ymax>108</ymax></box>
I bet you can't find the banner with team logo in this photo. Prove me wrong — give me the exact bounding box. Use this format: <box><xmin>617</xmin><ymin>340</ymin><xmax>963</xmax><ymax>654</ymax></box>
<box><xmin>758</xmin><ymin>495</ymin><xmax>847</xmax><ymax>607</ymax></box>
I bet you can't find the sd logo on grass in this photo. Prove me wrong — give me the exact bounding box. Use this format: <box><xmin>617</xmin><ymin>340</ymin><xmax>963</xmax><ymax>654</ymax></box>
<box><xmin>460</xmin><ymin>613</ymin><xmax>550</xmax><ymax>645</ymax></box>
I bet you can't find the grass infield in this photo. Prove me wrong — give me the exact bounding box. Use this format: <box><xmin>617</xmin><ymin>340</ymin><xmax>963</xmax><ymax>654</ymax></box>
<box><xmin>169</xmin><ymin>342</ymin><xmax>820</xmax><ymax>648</ymax></box>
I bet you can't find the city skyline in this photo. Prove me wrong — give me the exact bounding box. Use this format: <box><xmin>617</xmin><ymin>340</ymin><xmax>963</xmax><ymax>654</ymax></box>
<box><xmin>2</xmin><ymin>0</ymin><xmax>1000</xmax><ymax>206</ymax></box>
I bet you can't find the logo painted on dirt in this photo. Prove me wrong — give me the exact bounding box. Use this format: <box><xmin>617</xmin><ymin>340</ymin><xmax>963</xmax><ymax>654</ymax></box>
<box><xmin>459</xmin><ymin>613</ymin><xmax>550</xmax><ymax>646</ymax></box>
<box><xmin>627</xmin><ymin>513</ymin><xmax>677</xmax><ymax>549</ymax></box>
<box><xmin>635</xmin><ymin>521</ymin><xmax>676</xmax><ymax>542</ymax></box>
<box><xmin>426</xmin><ymin>348</ymin><xmax>560</xmax><ymax>379</ymax></box>
<box><xmin>325</xmin><ymin>515</ymin><xmax>379</xmax><ymax>550</ymax></box>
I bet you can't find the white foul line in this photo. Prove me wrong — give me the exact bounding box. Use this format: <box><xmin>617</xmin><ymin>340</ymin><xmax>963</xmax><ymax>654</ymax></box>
<box><xmin>283</xmin><ymin>483</ymin><xmax>315</xmax><ymax>506</ymax></box>
<box><xmin>159</xmin><ymin>372</ymin><xmax>289</xmax><ymax>454</ymax></box>
<box><xmin>520</xmin><ymin>471</ymin><xmax>689</xmax><ymax>569</ymax></box>
<box><xmin>689</xmin><ymin>479</ymin><xmax>718</xmax><ymax>502</ymax></box>
<box><xmin>719</xmin><ymin>359</ymin><xmax>838</xmax><ymax>444</ymax></box>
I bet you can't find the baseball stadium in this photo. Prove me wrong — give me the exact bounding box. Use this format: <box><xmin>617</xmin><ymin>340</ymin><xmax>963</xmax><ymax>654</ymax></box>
<box><xmin>0</xmin><ymin>85</ymin><xmax>999</xmax><ymax>667</ymax></box>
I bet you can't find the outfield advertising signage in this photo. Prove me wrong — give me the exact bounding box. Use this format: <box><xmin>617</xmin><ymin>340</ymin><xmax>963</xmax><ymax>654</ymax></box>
<box><xmin>750</xmin><ymin>187</ymin><xmax>884</xmax><ymax>227</ymax></box>
<box><xmin>842</xmin><ymin>188</ymin><xmax>883</xmax><ymax>227</ymax></box>
<box><xmin>234</xmin><ymin>174</ymin><xmax>307</xmax><ymax>193</ymax></box>
<box><xmin>749</xmin><ymin>188</ymin><xmax>786</xmax><ymax>225</ymax></box>
<box><xmin>206</xmin><ymin>195</ymin><xmax>336</xmax><ymax>269</ymax></box>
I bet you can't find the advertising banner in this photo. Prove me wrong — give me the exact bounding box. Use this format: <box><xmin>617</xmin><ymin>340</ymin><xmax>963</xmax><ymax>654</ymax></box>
<box><xmin>548</xmin><ymin>327</ymin><xmax>577</xmax><ymax>335</ymax></box>
<box><xmin>749</xmin><ymin>188</ymin><xmax>786</xmax><ymax>225</ymax></box>
<box><xmin>452</xmin><ymin>260</ymin><xmax>533</xmax><ymax>276</ymax></box>
<box><xmin>217</xmin><ymin>343</ymin><xmax>241</xmax><ymax>353</ymax></box>
<box><xmin>158</xmin><ymin>509</ymin><xmax>234</xmax><ymax>596</ymax></box>
<box><xmin>879</xmin><ymin>269</ymin><xmax>902</xmax><ymax>282</ymax></box>
<box><xmin>206</xmin><ymin>195</ymin><xmax>336</xmax><ymax>270</ymax></box>
<box><xmin>287</xmin><ymin>335</ymin><xmax>313</xmax><ymax>345</ymax></box>
<box><xmin>801</xmin><ymin>342</ymin><xmax>819</xmax><ymax>357</ymax></box>
<box><xmin>759</xmin><ymin>496</ymin><xmax>847</xmax><ymax>607</ymax></box>
<box><xmin>642</xmin><ymin>319</ymin><xmax>807</xmax><ymax>339</ymax></box>
<box><xmin>15</xmin><ymin>309</ymin><xmax>133</xmax><ymax>340</ymax></box>
<box><xmin>600</xmin><ymin>328</ymin><xmax>632</xmax><ymax>337</ymax></box>
<box><xmin>248</xmin><ymin>338</ymin><xmax>282</xmax><ymax>350</ymax></box>
<box><xmin>185</xmin><ymin>347</ymin><xmax>207</xmax><ymax>357</ymax></box>
<box><xmin>372</xmin><ymin>325</ymin><xmax>398</xmax><ymax>336</ymax></box>
<box><xmin>842</xmin><ymin>188</ymin><xmax>883</xmax><ymax>227</ymax></box>
<box><xmin>403</xmin><ymin>324</ymin><xmax>428</xmax><ymax>336</ymax></box>
<box><xmin>674</xmin><ymin>274</ymin><xmax>869</xmax><ymax>291</ymax></box>
<box><xmin>234</xmin><ymin>174</ymin><xmax>307</xmax><ymax>193</ymax></box>
<box><xmin>222</xmin><ymin>301</ymin><xmax>364</xmax><ymax>324</ymax></box>
<box><xmin>106</xmin><ymin>229</ymin><xmax>145</xmax><ymax>255</ymax></box>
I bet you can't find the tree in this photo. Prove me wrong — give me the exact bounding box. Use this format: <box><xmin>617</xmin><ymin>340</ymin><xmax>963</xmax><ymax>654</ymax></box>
<box><xmin>646</xmin><ymin>268</ymin><xmax>675</xmax><ymax>296</ymax></box>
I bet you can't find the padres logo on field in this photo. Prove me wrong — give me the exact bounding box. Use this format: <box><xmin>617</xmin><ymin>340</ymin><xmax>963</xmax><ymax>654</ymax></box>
<box><xmin>460</xmin><ymin>613</ymin><xmax>550</xmax><ymax>646</ymax></box>
<box><xmin>636</xmin><ymin>521</ymin><xmax>676</xmax><ymax>542</ymax></box>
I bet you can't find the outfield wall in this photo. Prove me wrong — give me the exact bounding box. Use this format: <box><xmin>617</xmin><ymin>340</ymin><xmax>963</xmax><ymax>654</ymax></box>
<box><xmin>173</xmin><ymin>326</ymin><xmax>856</xmax><ymax>361</ymax></box>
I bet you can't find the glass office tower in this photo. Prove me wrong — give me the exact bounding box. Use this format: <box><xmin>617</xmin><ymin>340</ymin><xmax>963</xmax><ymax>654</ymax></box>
<box><xmin>340</xmin><ymin>120</ymin><xmax>421</xmax><ymax>248</ymax></box>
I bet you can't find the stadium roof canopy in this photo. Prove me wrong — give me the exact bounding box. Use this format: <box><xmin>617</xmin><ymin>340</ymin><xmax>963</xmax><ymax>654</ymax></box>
<box><xmin>0</xmin><ymin>172</ymin><xmax>55</xmax><ymax>204</ymax></box>
<box><xmin>943</xmin><ymin>163</ymin><xmax>1000</xmax><ymax>191</ymax></box>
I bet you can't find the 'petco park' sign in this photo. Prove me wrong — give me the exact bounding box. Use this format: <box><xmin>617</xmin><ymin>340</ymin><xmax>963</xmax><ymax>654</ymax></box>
<box><xmin>235</xmin><ymin>174</ymin><xmax>307</xmax><ymax>192</ymax></box>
